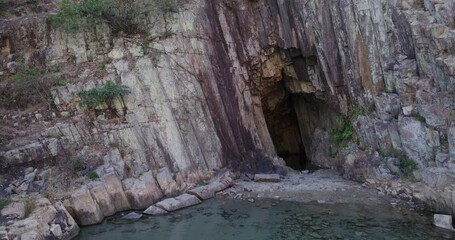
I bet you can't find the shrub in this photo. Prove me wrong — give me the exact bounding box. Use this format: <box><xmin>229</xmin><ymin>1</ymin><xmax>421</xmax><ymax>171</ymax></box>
<box><xmin>330</xmin><ymin>115</ymin><xmax>354</xmax><ymax>143</ymax></box>
<box><xmin>87</xmin><ymin>171</ymin><xmax>99</xmax><ymax>179</ymax></box>
<box><xmin>77</xmin><ymin>80</ymin><xmax>130</xmax><ymax>115</ymax></box>
<box><xmin>380</xmin><ymin>148</ymin><xmax>418</xmax><ymax>176</ymax></box>
<box><xmin>7</xmin><ymin>66</ymin><xmax>58</xmax><ymax>109</ymax></box>
<box><xmin>0</xmin><ymin>198</ymin><xmax>10</xmax><ymax>210</ymax></box>
<box><xmin>71</xmin><ymin>156</ymin><xmax>86</xmax><ymax>172</ymax></box>
<box><xmin>49</xmin><ymin>0</ymin><xmax>180</xmax><ymax>34</ymax></box>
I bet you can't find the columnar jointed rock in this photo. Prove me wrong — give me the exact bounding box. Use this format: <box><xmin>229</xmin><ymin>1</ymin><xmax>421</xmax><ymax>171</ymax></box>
<box><xmin>122</xmin><ymin>171</ymin><xmax>164</xmax><ymax>209</ymax></box>
<box><xmin>64</xmin><ymin>187</ymin><xmax>103</xmax><ymax>226</ymax></box>
<box><xmin>154</xmin><ymin>194</ymin><xmax>202</xmax><ymax>212</ymax></box>
<box><xmin>102</xmin><ymin>173</ymin><xmax>131</xmax><ymax>212</ymax></box>
<box><xmin>187</xmin><ymin>177</ymin><xmax>233</xmax><ymax>200</ymax></box>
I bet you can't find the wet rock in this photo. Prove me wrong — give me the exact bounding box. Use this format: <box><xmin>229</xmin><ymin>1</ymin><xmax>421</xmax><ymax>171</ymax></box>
<box><xmin>143</xmin><ymin>206</ymin><xmax>168</xmax><ymax>216</ymax></box>
<box><xmin>155</xmin><ymin>194</ymin><xmax>201</xmax><ymax>212</ymax></box>
<box><xmin>254</xmin><ymin>174</ymin><xmax>281</xmax><ymax>183</ymax></box>
<box><xmin>434</xmin><ymin>214</ymin><xmax>455</xmax><ymax>231</ymax></box>
<box><xmin>122</xmin><ymin>212</ymin><xmax>142</xmax><ymax>221</ymax></box>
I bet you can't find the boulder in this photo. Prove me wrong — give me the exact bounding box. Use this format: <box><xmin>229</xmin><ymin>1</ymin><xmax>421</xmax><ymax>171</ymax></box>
<box><xmin>254</xmin><ymin>174</ymin><xmax>281</xmax><ymax>182</ymax></box>
<box><xmin>143</xmin><ymin>206</ymin><xmax>168</xmax><ymax>216</ymax></box>
<box><xmin>188</xmin><ymin>177</ymin><xmax>233</xmax><ymax>200</ymax></box>
<box><xmin>155</xmin><ymin>194</ymin><xmax>201</xmax><ymax>212</ymax></box>
<box><xmin>434</xmin><ymin>214</ymin><xmax>455</xmax><ymax>231</ymax></box>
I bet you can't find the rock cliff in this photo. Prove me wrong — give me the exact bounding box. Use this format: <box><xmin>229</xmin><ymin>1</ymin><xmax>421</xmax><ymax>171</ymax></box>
<box><xmin>0</xmin><ymin>0</ymin><xmax>454</xmax><ymax>238</ymax></box>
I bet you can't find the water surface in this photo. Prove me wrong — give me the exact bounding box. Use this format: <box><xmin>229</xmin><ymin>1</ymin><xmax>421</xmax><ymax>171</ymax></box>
<box><xmin>77</xmin><ymin>199</ymin><xmax>455</xmax><ymax>240</ymax></box>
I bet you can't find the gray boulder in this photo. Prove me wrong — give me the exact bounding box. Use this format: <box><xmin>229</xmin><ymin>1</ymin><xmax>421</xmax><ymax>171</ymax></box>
<box><xmin>155</xmin><ymin>194</ymin><xmax>201</xmax><ymax>212</ymax></box>
<box><xmin>143</xmin><ymin>206</ymin><xmax>168</xmax><ymax>216</ymax></box>
<box><xmin>434</xmin><ymin>214</ymin><xmax>455</xmax><ymax>231</ymax></box>
<box><xmin>188</xmin><ymin>177</ymin><xmax>233</xmax><ymax>200</ymax></box>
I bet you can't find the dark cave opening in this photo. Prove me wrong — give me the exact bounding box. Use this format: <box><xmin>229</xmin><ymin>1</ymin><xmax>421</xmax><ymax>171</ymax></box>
<box><xmin>262</xmin><ymin>81</ymin><xmax>308</xmax><ymax>170</ymax></box>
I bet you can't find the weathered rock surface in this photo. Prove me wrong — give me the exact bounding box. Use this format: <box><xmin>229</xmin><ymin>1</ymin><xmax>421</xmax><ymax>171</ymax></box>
<box><xmin>188</xmin><ymin>176</ymin><xmax>233</xmax><ymax>200</ymax></box>
<box><xmin>64</xmin><ymin>187</ymin><xmax>103</xmax><ymax>226</ymax></box>
<box><xmin>1</xmin><ymin>0</ymin><xmax>455</xmax><ymax>234</ymax></box>
<box><xmin>155</xmin><ymin>194</ymin><xmax>202</xmax><ymax>212</ymax></box>
<box><xmin>0</xmin><ymin>198</ymin><xmax>79</xmax><ymax>240</ymax></box>
<box><xmin>122</xmin><ymin>171</ymin><xmax>163</xmax><ymax>209</ymax></box>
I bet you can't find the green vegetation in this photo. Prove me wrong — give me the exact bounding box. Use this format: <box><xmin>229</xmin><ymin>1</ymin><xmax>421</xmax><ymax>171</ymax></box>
<box><xmin>0</xmin><ymin>197</ymin><xmax>10</xmax><ymax>210</ymax></box>
<box><xmin>331</xmin><ymin>115</ymin><xmax>354</xmax><ymax>143</ymax></box>
<box><xmin>196</xmin><ymin>180</ymin><xmax>206</xmax><ymax>187</ymax></box>
<box><xmin>380</xmin><ymin>148</ymin><xmax>418</xmax><ymax>176</ymax></box>
<box><xmin>71</xmin><ymin>156</ymin><xmax>86</xmax><ymax>172</ymax></box>
<box><xmin>412</xmin><ymin>113</ymin><xmax>426</xmax><ymax>123</ymax></box>
<box><xmin>77</xmin><ymin>80</ymin><xmax>130</xmax><ymax>115</ymax></box>
<box><xmin>348</xmin><ymin>105</ymin><xmax>365</xmax><ymax>119</ymax></box>
<box><xmin>0</xmin><ymin>0</ymin><xmax>5</xmax><ymax>11</ymax></box>
<box><xmin>23</xmin><ymin>196</ymin><xmax>37</xmax><ymax>218</ymax></box>
<box><xmin>5</xmin><ymin>66</ymin><xmax>58</xmax><ymax>109</ymax></box>
<box><xmin>87</xmin><ymin>171</ymin><xmax>99</xmax><ymax>179</ymax></box>
<box><xmin>327</xmin><ymin>146</ymin><xmax>337</xmax><ymax>158</ymax></box>
<box><xmin>49</xmin><ymin>0</ymin><xmax>180</xmax><ymax>34</ymax></box>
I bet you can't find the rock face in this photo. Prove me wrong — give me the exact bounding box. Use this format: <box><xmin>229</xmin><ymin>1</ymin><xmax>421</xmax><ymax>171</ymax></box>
<box><xmin>0</xmin><ymin>0</ymin><xmax>455</xmax><ymax>232</ymax></box>
<box><xmin>0</xmin><ymin>198</ymin><xmax>79</xmax><ymax>239</ymax></box>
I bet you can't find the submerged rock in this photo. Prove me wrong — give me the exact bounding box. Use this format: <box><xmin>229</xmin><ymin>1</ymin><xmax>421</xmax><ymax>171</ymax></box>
<box><xmin>434</xmin><ymin>214</ymin><xmax>455</xmax><ymax>231</ymax></box>
<box><xmin>122</xmin><ymin>212</ymin><xmax>143</xmax><ymax>221</ymax></box>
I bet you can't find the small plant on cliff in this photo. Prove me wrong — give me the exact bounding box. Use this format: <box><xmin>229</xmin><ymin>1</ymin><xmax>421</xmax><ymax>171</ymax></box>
<box><xmin>6</xmin><ymin>66</ymin><xmax>59</xmax><ymax>109</ymax></box>
<box><xmin>87</xmin><ymin>171</ymin><xmax>99</xmax><ymax>179</ymax></box>
<box><xmin>0</xmin><ymin>197</ymin><xmax>10</xmax><ymax>210</ymax></box>
<box><xmin>380</xmin><ymin>148</ymin><xmax>418</xmax><ymax>176</ymax></box>
<box><xmin>330</xmin><ymin>115</ymin><xmax>354</xmax><ymax>144</ymax></box>
<box><xmin>77</xmin><ymin>80</ymin><xmax>130</xmax><ymax>116</ymax></box>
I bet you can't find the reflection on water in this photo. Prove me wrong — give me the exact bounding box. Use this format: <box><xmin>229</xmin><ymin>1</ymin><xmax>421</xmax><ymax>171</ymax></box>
<box><xmin>77</xmin><ymin>199</ymin><xmax>455</xmax><ymax>240</ymax></box>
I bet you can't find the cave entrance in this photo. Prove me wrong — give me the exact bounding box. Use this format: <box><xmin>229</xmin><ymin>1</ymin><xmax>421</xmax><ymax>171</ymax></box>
<box><xmin>262</xmin><ymin>81</ymin><xmax>308</xmax><ymax>170</ymax></box>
